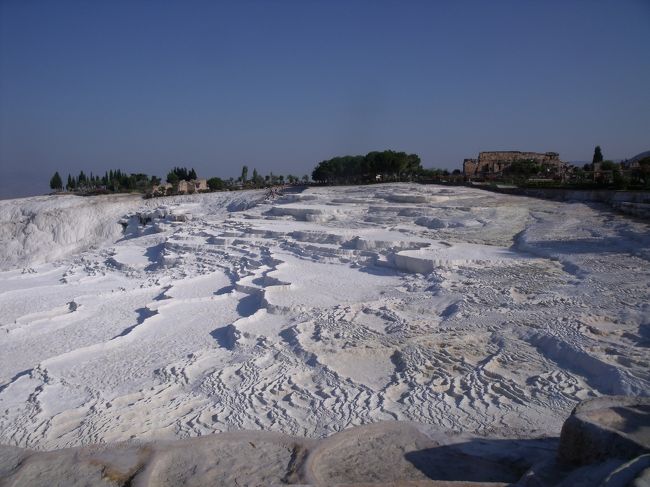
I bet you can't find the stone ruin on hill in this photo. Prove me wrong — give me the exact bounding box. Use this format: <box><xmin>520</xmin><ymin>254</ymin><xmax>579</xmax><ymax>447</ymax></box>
<box><xmin>463</xmin><ymin>150</ymin><xmax>567</xmax><ymax>179</ymax></box>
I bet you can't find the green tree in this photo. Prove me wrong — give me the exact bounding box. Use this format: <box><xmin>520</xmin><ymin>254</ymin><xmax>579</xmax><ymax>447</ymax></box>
<box><xmin>311</xmin><ymin>150</ymin><xmax>422</xmax><ymax>184</ymax></box>
<box><xmin>600</xmin><ymin>160</ymin><xmax>616</xmax><ymax>171</ymax></box>
<box><xmin>207</xmin><ymin>177</ymin><xmax>225</xmax><ymax>191</ymax></box>
<box><xmin>166</xmin><ymin>171</ymin><xmax>180</xmax><ymax>186</ymax></box>
<box><xmin>241</xmin><ymin>165</ymin><xmax>248</xmax><ymax>184</ymax></box>
<box><xmin>252</xmin><ymin>168</ymin><xmax>263</xmax><ymax>187</ymax></box>
<box><xmin>165</xmin><ymin>167</ymin><xmax>192</xmax><ymax>181</ymax></box>
<box><xmin>612</xmin><ymin>168</ymin><xmax>627</xmax><ymax>188</ymax></box>
<box><xmin>593</xmin><ymin>146</ymin><xmax>603</xmax><ymax>164</ymax></box>
<box><xmin>50</xmin><ymin>171</ymin><xmax>63</xmax><ymax>191</ymax></box>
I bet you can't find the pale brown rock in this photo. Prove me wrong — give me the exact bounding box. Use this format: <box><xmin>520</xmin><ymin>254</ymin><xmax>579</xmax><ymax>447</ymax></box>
<box><xmin>557</xmin><ymin>396</ymin><xmax>650</xmax><ymax>467</ymax></box>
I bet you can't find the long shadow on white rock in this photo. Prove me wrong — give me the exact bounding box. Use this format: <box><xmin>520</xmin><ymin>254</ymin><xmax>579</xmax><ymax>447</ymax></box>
<box><xmin>210</xmin><ymin>324</ymin><xmax>238</xmax><ymax>350</ymax></box>
<box><xmin>111</xmin><ymin>307</ymin><xmax>158</xmax><ymax>339</ymax></box>
<box><xmin>236</xmin><ymin>292</ymin><xmax>264</xmax><ymax>317</ymax></box>
<box><xmin>404</xmin><ymin>438</ymin><xmax>554</xmax><ymax>483</ymax></box>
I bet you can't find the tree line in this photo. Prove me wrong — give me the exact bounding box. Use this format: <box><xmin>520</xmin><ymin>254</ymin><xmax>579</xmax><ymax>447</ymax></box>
<box><xmin>572</xmin><ymin>146</ymin><xmax>650</xmax><ymax>188</ymax></box>
<box><xmin>166</xmin><ymin>167</ymin><xmax>197</xmax><ymax>185</ymax></box>
<box><xmin>311</xmin><ymin>150</ymin><xmax>426</xmax><ymax>184</ymax></box>
<box><xmin>233</xmin><ymin>165</ymin><xmax>309</xmax><ymax>188</ymax></box>
<box><xmin>160</xmin><ymin>165</ymin><xmax>311</xmax><ymax>192</ymax></box>
<box><xmin>50</xmin><ymin>165</ymin><xmax>313</xmax><ymax>196</ymax></box>
<box><xmin>50</xmin><ymin>169</ymin><xmax>161</xmax><ymax>193</ymax></box>
<box><xmin>48</xmin><ymin>150</ymin><xmax>466</xmax><ymax>196</ymax></box>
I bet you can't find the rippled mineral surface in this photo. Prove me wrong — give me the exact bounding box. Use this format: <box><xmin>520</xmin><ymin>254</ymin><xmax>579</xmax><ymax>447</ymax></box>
<box><xmin>1</xmin><ymin>183</ymin><xmax>648</xmax><ymax>450</ymax></box>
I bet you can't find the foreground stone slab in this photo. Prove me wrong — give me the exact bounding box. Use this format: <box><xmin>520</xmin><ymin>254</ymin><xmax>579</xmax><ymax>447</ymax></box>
<box><xmin>0</xmin><ymin>422</ymin><xmax>534</xmax><ymax>486</ymax></box>
<box><xmin>305</xmin><ymin>422</ymin><xmax>521</xmax><ymax>485</ymax></box>
<box><xmin>2</xmin><ymin>396</ymin><xmax>649</xmax><ymax>487</ymax></box>
<box><xmin>558</xmin><ymin>395</ymin><xmax>650</xmax><ymax>466</ymax></box>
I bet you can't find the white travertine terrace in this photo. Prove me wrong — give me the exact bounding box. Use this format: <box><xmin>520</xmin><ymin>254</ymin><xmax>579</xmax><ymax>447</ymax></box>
<box><xmin>0</xmin><ymin>183</ymin><xmax>648</xmax><ymax>452</ymax></box>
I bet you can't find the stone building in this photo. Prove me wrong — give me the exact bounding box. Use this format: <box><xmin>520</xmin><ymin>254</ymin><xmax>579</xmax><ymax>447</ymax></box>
<box><xmin>178</xmin><ymin>178</ymin><xmax>208</xmax><ymax>193</ymax></box>
<box><xmin>196</xmin><ymin>178</ymin><xmax>208</xmax><ymax>191</ymax></box>
<box><xmin>178</xmin><ymin>179</ymin><xmax>208</xmax><ymax>193</ymax></box>
<box><xmin>463</xmin><ymin>151</ymin><xmax>566</xmax><ymax>179</ymax></box>
<box><xmin>151</xmin><ymin>178</ymin><xmax>208</xmax><ymax>195</ymax></box>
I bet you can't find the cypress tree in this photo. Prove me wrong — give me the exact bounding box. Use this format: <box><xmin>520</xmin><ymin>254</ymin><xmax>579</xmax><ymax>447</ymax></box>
<box><xmin>593</xmin><ymin>146</ymin><xmax>604</xmax><ymax>164</ymax></box>
<box><xmin>50</xmin><ymin>171</ymin><xmax>63</xmax><ymax>191</ymax></box>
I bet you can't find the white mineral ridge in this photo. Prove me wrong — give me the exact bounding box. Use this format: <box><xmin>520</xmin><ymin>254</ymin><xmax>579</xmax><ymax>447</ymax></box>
<box><xmin>0</xmin><ymin>194</ymin><xmax>143</xmax><ymax>270</ymax></box>
<box><xmin>0</xmin><ymin>183</ymin><xmax>648</xmax><ymax>452</ymax></box>
<box><xmin>393</xmin><ymin>241</ymin><xmax>519</xmax><ymax>273</ymax></box>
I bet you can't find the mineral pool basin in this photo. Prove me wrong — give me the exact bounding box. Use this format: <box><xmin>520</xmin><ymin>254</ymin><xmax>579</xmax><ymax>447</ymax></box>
<box><xmin>393</xmin><ymin>241</ymin><xmax>521</xmax><ymax>273</ymax></box>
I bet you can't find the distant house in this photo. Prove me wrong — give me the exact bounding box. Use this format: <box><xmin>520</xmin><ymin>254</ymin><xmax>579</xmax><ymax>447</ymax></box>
<box><xmin>178</xmin><ymin>178</ymin><xmax>208</xmax><ymax>193</ymax></box>
<box><xmin>151</xmin><ymin>178</ymin><xmax>208</xmax><ymax>196</ymax></box>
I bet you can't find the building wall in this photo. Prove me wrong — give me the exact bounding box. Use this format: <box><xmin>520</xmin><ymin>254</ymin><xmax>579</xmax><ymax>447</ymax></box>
<box><xmin>463</xmin><ymin>151</ymin><xmax>564</xmax><ymax>177</ymax></box>
<box><xmin>477</xmin><ymin>151</ymin><xmax>560</xmax><ymax>165</ymax></box>
<box><xmin>463</xmin><ymin>159</ymin><xmax>479</xmax><ymax>176</ymax></box>
<box><xmin>177</xmin><ymin>179</ymin><xmax>208</xmax><ymax>193</ymax></box>
<box><xmin>178</xmin><ymin>180</ymin><xmax>189</xmax><ymax>193</ymax></box>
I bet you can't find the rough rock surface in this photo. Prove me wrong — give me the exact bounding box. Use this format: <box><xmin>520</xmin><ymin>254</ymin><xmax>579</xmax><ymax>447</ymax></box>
<box><xmin>2</xmin><ymin>185</ymin><xmax>649</xmax><ymax>452</ymax></box>
<box><xmin>1</xmin><ymin>396</ymin><xmax>649</xmax><ymax>486</ymax></box>
<box><xmin>557</xmin><ymin>395</ymin><xmax>650</xmax><ymax>466</ymax></box>
<box><xmin>0</xmin><ymin>422</ymin><xmax>543</xmax><ymax>486</ymax></box>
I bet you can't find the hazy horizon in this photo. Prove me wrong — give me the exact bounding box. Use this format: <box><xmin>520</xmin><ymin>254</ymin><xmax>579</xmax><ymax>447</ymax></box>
<box><xmin>1</xmin><ymin>0</ymin><xmax>649</xmax><ymax>199</ymax></box>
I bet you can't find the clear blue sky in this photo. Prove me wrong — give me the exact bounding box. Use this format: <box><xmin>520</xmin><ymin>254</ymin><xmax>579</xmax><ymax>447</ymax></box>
<box><xmin>1</xmin><ymin>0</ymin><xmax>649</xmax><ymax>198</ymax></box>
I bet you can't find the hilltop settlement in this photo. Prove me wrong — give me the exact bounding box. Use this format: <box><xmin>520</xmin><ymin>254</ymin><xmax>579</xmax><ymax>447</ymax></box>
<box><xmin>47</xmin><ymin>146</ymin><xmax>650</xmax><ymax>197</ymax></box>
